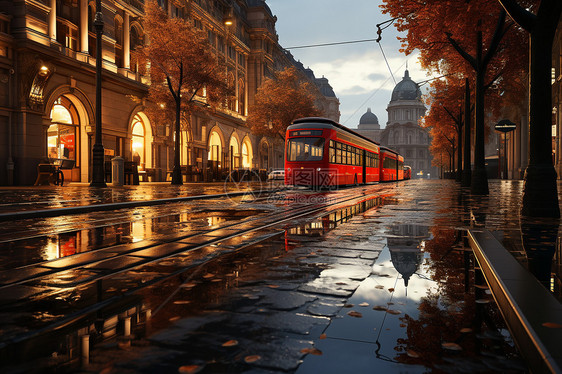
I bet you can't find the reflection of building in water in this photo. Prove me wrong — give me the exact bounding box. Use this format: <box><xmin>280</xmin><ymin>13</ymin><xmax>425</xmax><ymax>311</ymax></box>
<box><xmin>387</xmin><ymin>225</ymin><xmax>430</xmax><ymax>292</ymax></box>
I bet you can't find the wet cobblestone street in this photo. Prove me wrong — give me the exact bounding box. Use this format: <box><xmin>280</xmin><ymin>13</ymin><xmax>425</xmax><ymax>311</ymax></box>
<box><xmin>2</xmin><ymin>179</ymin><xmax>561</xmax><ymax>373</ymax></box>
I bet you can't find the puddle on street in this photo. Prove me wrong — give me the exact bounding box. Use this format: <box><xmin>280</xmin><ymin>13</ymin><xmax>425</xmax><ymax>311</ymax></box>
<box><xmin>0</xmin><ymin>206</ymin><xmax>268</xmax><ymax>270</ymax></box>
<box><xmin>297</xmin><ymin>225</ymin><xmax>526</xmax><ymax>373</ymax></box>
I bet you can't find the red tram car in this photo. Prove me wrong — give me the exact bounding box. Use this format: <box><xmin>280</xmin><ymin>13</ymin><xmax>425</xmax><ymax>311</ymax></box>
<box><xmin>284</xmin><ymin>118</ymin><xmax>409</xmax><ymax>187</ymax></box>
<box><xmin>379</xmin><ymin>147</ymin><xmax>404</xmax><ymax>181</ymax></box>
<box><xmin>285</xmin><ymin>117</ymin><xmax>380</xmax><ymax>187</ymax></box>
<box><xmin>404</xmin><ymin>165</ymin><xmax>412</xmax><ymax>180</ymax></box>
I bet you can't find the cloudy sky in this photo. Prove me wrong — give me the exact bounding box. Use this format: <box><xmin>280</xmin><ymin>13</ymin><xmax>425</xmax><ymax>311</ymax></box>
<box><xmin>267</xmin><ymin>0</ymin><xmax>433</xmax><ymax>129</ymax></box>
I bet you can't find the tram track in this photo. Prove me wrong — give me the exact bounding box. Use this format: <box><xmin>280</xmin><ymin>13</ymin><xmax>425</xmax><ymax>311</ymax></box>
<box><xmin>0</xmin><ymin>187</ymin><xmax>388</xmax><ymax>356</ymax></box>
<box><xmin>0</xmin><ymin>187</ymin><xmax>289</xmax><ymax>243</ymax></box>
<box><xmin>0</xmin><ymin>188</ymin><xmax>381</xmax><ymax>292</ymax></box>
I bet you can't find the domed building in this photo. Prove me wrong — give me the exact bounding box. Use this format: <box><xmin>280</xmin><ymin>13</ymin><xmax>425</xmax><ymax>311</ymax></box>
<box><xmin>380</xmin><ymin>70</ymin><xmax>437</xmax><ymax>179</ymax></box>
<box><xmin>354</xmin><ymin>108</ymin><xmax>382</xmax><ymax>142</ymax></box>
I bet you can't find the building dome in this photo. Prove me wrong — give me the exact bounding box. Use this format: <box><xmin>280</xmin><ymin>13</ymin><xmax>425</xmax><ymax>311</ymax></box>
<box><xmin>391</xmin><ymin>70</ymin><xmax>421</xmax><ymax>101</ymax></box>
<box><xmin>359</xmin><ymin>108</ymin><xmax>379</xmax><ymax>126</ymax></box>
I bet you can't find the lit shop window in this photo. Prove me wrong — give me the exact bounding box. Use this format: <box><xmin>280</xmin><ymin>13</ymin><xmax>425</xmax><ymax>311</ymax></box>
<box><xmin>131</xmin><ymin>117</ymin><xmax>145</xmax><ymax>170</ymax></box>
<box><xmin>208</xmin><ymin>131</ymin><xmax>222</xmax><ymax>163</ymax></box>
<box><xmin>242</xmin><ymin>139</ymin><xmax>252</xmax><ymax>168</ymax></box>
<box><xmin>48</xmin><ymin>96</ymin><xmax>77</xmax><ymax>163</ymax></box>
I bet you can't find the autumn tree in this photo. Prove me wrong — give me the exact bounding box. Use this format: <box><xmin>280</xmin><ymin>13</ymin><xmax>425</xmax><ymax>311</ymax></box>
<box><xmin>134</xmin><ymin>0</ymin><xmax>230</xmax><ymax>185</ymax></box>
<box><xmin>424</xmin><ymin>77</ymin><xmax>467</xmax><ymax>181</ymax></box>
<box><xmin>380</xmin><ymin>1</ymin><xmax>528</xmax><ymax>193</ymax></box>
<box><xmin>498</xmin><ymin>0</ymin><xmax>562</xmax><ymax>218</ymax></box>
<box><xmin>246</xmin><ymin>67</ymin><xmax>321</xmax><ymax>139</ymax></box>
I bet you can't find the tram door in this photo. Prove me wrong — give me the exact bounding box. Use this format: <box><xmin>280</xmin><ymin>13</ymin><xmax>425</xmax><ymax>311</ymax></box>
<box><xmin>362</xmin><ymin>150</ymin><xmax>366</xmax><ymax>184</ymax></box>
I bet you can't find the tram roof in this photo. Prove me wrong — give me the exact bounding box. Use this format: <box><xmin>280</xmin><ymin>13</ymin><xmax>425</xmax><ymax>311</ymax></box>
<box><xmin>289</xmin><ymin>117</ymin><xmax>380</xmax><ymax>147</ymax></box>
<box><xmin>380</xmin><ymin>145</ymin><xmax>400</xmax><ymax>155</ymax></box>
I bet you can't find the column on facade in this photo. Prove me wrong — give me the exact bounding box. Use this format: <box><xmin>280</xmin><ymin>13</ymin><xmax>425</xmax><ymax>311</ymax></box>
<box><xmin>124</xmin><ymin>13</ymin><xmax>130</xmax><ymax>69</ymax></box>
<box><xmin>235</xmin><ymin>51</ymin><xmax>239</xmax><ymax>113</ymax></box>
<box><xmin>80</xmin><ymin>0</ymin><xmax>88</xmax><ymax>53</ymax></box>
<box><xmin>49</xmin><ymin>0</ymin><xmax>56</xmax><ymax>41</ymax></box>
<box><xmin>553</xmin><ymin>108</ymin><xmax>562</xmax><ymax>179</ymax></box>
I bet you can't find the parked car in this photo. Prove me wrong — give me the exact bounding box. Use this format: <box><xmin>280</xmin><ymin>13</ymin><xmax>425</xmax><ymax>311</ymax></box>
<box><xmin>267</xmin><ymin>169</ymin><xmax>285</xmax><ymax>180</ymax></box>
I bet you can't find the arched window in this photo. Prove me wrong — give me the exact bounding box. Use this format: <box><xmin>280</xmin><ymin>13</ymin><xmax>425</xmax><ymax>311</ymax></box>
<box><xmin>229</xmin><ymin>137</ymin><xmax>240</xmax><ymax>169</ymax></box>
<box><xmin>48</xmin><ymin>96</ymin><xmax>79</xmax><ymax>164</ymax></box>
<box><xmin>208</xmin><ymin>131</ymin><xmax>222</xmax><ymax>164</ymax></box>
<box><xmin>130</xmin><ymin>26</ymin><xmax>143</xmax><ymax>73</ymax></box>
<box><xmin>131</xmin><ymin>115</ymin><xmax>145</xmax><ymax>170</ymax></box>
<box><xmin>241</xmin><ymin>138</ymin><xmax>252</xmax><ymax>169</ymax></box>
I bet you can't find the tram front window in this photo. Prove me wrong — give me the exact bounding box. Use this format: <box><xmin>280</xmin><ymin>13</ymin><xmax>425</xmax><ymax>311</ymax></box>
<box><xmin>287</xmin><ymin>137</ymin><xmax>325</xmax><ymax>161</ymax></box>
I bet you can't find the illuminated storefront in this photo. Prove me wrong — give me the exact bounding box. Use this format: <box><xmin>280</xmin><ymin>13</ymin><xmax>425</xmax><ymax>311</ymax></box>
<box><xmin>131</xmin><ymin>115</ymin><xmax>145</xmax><ymax>170</ymax></box>
<box><xmin>48</xmin><ymin>96</ymin><xmax>78</xmax><ymax>162</ymax></box>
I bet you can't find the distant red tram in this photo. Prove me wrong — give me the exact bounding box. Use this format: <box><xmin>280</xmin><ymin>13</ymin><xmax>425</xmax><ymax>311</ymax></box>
<box><xmin>404</xmin><ymin>165</ymin><xmax>412</xmax><ymax>180</ymax></box>
<box><xmin>284</xmin><ymin>118</ymin><xmax>406</xmax><ymax>187</ymax></box>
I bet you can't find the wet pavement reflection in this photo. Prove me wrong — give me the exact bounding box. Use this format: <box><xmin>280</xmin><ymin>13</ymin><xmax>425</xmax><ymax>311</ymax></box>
<box><xmin>2</xmin><ymin>179</ymin><xmax>562</xmax><ymax>372</ymax></box>
<box><xmin>0</xmin><ymin>181</ymin><xmax>278</xmax><ymax>214</ymax></box>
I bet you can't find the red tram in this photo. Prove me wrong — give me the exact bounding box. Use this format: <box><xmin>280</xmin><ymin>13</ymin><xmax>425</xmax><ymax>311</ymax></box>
<box><xmin>379</xmin><ymin>147</ymin><xmax>404</xmax><ymax>181</ymax></box>
<box><xmin>284</xmin><ymin>117</ymin><xmax>406</xmax><ymax>187</ymax></box>
<box><xmin>404</xmin><ymin>165</ymin><xmax>412</xmax><ymax>180</ymax></box>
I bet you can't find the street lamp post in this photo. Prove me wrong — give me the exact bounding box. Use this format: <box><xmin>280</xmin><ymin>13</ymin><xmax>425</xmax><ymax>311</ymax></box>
<box><xmin>90</xmin><ymin>0</ymin><xmax>107</xmax><ymax>187</ymax></box>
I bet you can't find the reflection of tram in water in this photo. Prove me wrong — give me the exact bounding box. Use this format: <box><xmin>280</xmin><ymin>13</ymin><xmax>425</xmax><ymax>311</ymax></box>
<box><xmin>285</xmin><ymin>195</ymin><xmax>385</xmax><ymax>238</ymax></box>
<box><xmin>284</xmin><ymin>118</ymin><xmax>410</xmax><ymax>187</ymax></box>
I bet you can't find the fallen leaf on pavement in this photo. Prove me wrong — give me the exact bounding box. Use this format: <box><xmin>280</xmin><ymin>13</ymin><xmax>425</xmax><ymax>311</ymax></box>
<box><xmin>542</xmin><ymin>322</ymin><xmax>562</xmax><ymax>328</ymax></box>
<box><xmin>178</xmin><ymin>364</ymin><xmax>203</xmax><ymax>373</ymax></box>
<box><xmin>372</xmin><ymin>305</ymin><xmax>388</xmax><ymax>311</ymax></box>
<box><xmin>442</xmin><ymin>342</ymin><xmax>462</xmax><ymax>351</ymax></box>
<box><xmin>301</xmin><ymin>347</ymin><xmax>323</xmax><ymax>355</ymax></box>
<box><xmin>222</xmin><ymin>340</ymin><xmax>238</xmax><ymax>347</ymax></box>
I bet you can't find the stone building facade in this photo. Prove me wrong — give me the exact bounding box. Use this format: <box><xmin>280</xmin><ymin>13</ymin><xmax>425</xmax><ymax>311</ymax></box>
<box><xmin>0</xmin><ymin>0</ymin><xmax>338</xmax><ymax>185</ymax></box>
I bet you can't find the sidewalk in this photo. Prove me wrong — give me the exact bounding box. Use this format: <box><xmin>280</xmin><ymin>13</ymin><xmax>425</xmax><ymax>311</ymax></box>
<box><xmin>0</xmin><ymin>181</ymin><xmax>279</xmax><ymax>215</ymax></box>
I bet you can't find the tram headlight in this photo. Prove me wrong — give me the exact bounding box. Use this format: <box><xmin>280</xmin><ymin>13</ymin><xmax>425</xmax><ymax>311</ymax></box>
<box><xmin>317</xmin><ymin>168</ymin><xmax>321</xmax><ymax>171</ymax></box>
<box><xmin>287</xmin><ymin>168</ymin><xmax>291</xmax><ymax>172</ymax></box>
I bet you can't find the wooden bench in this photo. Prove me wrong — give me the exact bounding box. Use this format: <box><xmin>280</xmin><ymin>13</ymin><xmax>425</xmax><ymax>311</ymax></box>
<box><xmin>34</xmin><ymin>163</ymin><xmax>56</xmax><ymax>186</ymax></box>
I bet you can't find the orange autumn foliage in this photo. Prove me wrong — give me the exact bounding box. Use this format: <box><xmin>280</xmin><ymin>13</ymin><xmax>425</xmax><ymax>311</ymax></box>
<box><xmin>247</xmin><ymin>67</ymin><xmax>321</xmax><ymax>139</ymax></box>
<box><xmin>381</xmin><ymin>0</ymin><xmax>530</xmax><ymax>160</ymax></box>
<box><xmin>133</xmin><ymin>0</ymin><xmax>230</xmax><ymax>133</ymax></box>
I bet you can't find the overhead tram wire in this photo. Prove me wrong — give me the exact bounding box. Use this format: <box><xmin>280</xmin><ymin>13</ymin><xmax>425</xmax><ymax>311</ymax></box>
<box><xmin>341</xmin><ymin>60</ymin><xmax>406</xmax><ymax>126</ymax></box>
<box><xmin>284</xmin><ymin>38</ymin><xmax>379</xmax><ymax>50</ymax></box>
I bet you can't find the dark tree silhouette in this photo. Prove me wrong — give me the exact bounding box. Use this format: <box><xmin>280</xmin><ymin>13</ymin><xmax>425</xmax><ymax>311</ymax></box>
<box><xmin>498</xmin><ymin>0</ymin><xmax>562</xmax><ymax>218</ymax></box>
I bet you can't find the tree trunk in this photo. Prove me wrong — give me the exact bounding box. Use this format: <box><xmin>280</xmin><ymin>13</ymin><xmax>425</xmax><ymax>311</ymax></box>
<box><xmin>521</xmin><ymin>28</ymin><xmax>559</xmax><ymax>217</ymax></box>
<box><xmin>471</xmin><ymin>30</ymin><xmax>489</xmax><ymax>194</ymax></box>
<box><xmin>171</xmin><ymin>96</ymin><xmax>183</xmax><ymax>185</ymax></box>
<box><xmin>456</xmin><ymin>119</ymin><xmax>462</xmax><ymax>182</ymax></box>
<box><xmin>462</xmin><ymin>78</ymin><xmax>472</xmax><ymax>187</ymax></box>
